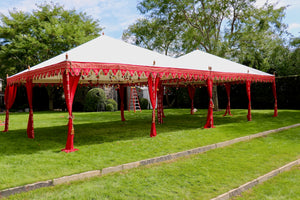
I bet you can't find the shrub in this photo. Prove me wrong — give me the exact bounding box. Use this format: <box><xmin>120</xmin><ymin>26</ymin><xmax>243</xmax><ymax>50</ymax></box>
<box><xmin>106</xmin><ymin>103</ymin><xmax>114</xmax><ymax>112</ymax></box>
<box><xmin>84</xmin><ymin>88</ymin><xmax>106</xmax><ymax>112</ymax></box>
<box><xmin>139</xmin><ymin>98</ymin><xmax>149</xmax><ymax>109</ymax></box>
<box><xmin>106</xmin><ymin>99</ymin><xmax>117</xmax><ymax>111</ymax></box>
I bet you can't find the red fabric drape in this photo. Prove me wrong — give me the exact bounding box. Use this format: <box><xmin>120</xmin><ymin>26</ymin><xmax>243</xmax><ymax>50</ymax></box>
<box><xmin>3</xmin><ymin>84</ymin><xmax>17</xmax><ymax>132</ymax></box>
<box><xmin>223</xmin><ymin>83</ymin><xmax>232</xmax><ymax>116</ymax></box>
<box><xmin>246</xmin><ymin>80</ymin><xmax>252</xmax><ymax>121</ymax></box>
<box><xmin>119</xmin><ymin>85</ymin><xmax>126</xmax><ymax>121</ymax></box>
<box><xmin>204</xmin><ymin>78</ymin><xmax>215</xmax><ymax>128</ymax></box>
<box><xmin>148</xmin><ymin>74</ymin><xmax>160</xmax><ymax>137</ymax></box>
<box><xmin>61</xmin><ymin>70</ymin><xmax>80</xmax><ymax>153</ymax></box>
<box><xmin>188</xmin><ymin>86</ymin><xmax>196</xmax><ymax>115</ymax></box>
<box><xmin>272</xmin><ymin>80</ymin><xmax>278</xmax><ymax>117</ymax></box>
<box><xmin>157</xmin><ymin>82</ymin><xmax>164</xmax><ymax>124</ymax></box>
<box><xmin>26</xmin><ymin>79</ymin><xmax>34</xmax><ymax>138</ymax></box>
<box><xmin>161</xmin><ymin>85</ymin><xmax>165</xmax><ymax>118</ymax></box>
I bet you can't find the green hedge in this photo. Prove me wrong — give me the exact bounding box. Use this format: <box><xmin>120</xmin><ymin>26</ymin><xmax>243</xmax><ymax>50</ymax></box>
<box><xmin>139</xmin><ymin>98</ymin><xmax>149</xmax><ymax>109</ymax></box>
<box><xmin>106</xmin><ymin>99</ymin><xmax>117</xmax><ymax>111</ymax></box>
<box><xmin>84</xmin><ymin>88</ymin><xmax>106</xmax><ymax>112</ymax></box>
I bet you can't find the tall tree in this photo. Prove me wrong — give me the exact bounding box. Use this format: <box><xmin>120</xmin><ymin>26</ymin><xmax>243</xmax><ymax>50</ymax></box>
<box><xmin>268</xmin><ymin>37</ymin><xmax>300</xmax><ymax>76</ymax></box>
<box><xmin>289</xmin><ymin>37</ymin><xmax>300</xmax><ymax>75</ymax></box>
<box><xmin>123</xmin><ymin>1</ymin><xmax>185</xmax><ymax>56</ymax></box>
<box><xmin>0</xmin><ymin>2</ymin><xmax>102</xmax><ymax>76</ymax></box>
<box><xmin>123</xmin><ymin>18</ymin><xmax>184</xmax><ymax>56</ymax></box>
<box><xmin>0</xmin><ymin>2</ymin><xmax>103</xmax><ymax>109</ymax></box>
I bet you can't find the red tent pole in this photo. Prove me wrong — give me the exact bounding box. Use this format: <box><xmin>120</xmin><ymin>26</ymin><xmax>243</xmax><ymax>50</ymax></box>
<box><xmin>119</xmin><ymin>85</ymin><xmax>126</xmax><ymax>121</ymax></box>
<box><xmin>157</xmin><ymin>81</ymin><xmax>164</xmax><ymax>124</ymax></box>
<box><xmin>223</xmin><ymin>83</ymin><xmax>232</xmax><ymax>116</ymax></box>
<box><xmin>272</xmin><ymin>80</ymin><xmax>278</xmax><ymax>117</ymax></box>
<box><xmin>204</xmin><ymin>78</ymin><xmax>215</xmax><ymax>128</ymax></box>
<box><xmin>161</xmin><ymin>85</ymin><xmax>165</xmax><ymax>119</ymax></box>
<box><xmin>246</xmin><ymin>80</ymin><xmax>252</xmax><ymax>121</ymax></box>
<box><xmin>148</xmin><ymin>74</ymin><xmax>159</xmax><ymax>137</ymax></box>
<box><xmin>188</xmin><ymin>86</ymin><xmax>196</xmax><ymax>115</ymax></box>
<box><xmin>3</xmin><ymin>85</ymin><xmax>10</xmax><ymax>132</ymax></box>
<box><xmin>62</xmin><ymin>70</ymin><xmax>80</xmax><ymax>153</ymax></box>
<box><xmin>3</xmin><ymin>84</ymin><xmax>17</xmax><ymax>132</ymax></box>
<box><xmin>161</xmin><ymin>85</ymin><xmax>165</xmax><ymax>118</ymax></box>
<box><xmin>26</xmin><ymin>78</ymin><xmax>34</xmax><ymax>138</ymax></box>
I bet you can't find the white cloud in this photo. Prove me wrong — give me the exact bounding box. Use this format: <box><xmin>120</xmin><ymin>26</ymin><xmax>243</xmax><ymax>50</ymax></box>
<box><xmin>0</xmin><ymin>0</ymin><xmax>35</xmax><ymax>14</ymax></box>
<box><xmin>289</xmin><ymin>23</ymin><xmax>300</xmax><ymax>30</ymax></box>
<box><xmin>56</xmin><ymin>0</ymin><xmax>141</xmax><ymax>38</ymax></box>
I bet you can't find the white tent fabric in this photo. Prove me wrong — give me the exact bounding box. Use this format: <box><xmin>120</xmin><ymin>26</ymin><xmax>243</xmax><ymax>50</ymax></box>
<box><xmin>10</xmin><ymin>35</ymin><xmax>272</xmax><ymax>79</ymax></box>
<box><xmin>176</xmin><ymin>50</ymin><xmax>272</xmax><ymax>76</ymax></box>
<box><xmin>11</xmin><ymin>35</ymin><xmax>177</xmax><ymax>77</ymax></box>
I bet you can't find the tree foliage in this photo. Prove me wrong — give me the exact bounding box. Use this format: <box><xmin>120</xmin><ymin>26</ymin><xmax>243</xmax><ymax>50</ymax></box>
<box><xmin>124</xmin><ymin>0</ymin><xmax>293</xmax><ymax>74</ymax></box>
<box><xmin>0</xmin><ymin>2</ymin><xmax>103</xmax><ymax>78</ymax></box>
<box><xmin>123</xmin><ymin>2</ymin><xmax>185</xmax><ymax>56</ymax></box>
<box><xmin>268</xmin><ymin>37</ymin><xmax>300</xmax><ymax>76</ymax></box>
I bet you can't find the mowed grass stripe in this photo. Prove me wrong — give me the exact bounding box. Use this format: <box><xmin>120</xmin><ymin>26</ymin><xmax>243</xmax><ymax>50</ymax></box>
<box><xmin>234</xmin><ymin>165</ymin><xmax>300</xmax><ymax>200</ymax></box>
<box><xmin>4</xmin><ymin>126</ymin><xmax>300</xmax><ymax>200</ymax></box>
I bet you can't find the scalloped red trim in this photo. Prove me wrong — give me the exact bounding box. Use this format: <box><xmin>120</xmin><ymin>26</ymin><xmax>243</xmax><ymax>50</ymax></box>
<box><xmin>6</xmin><ymin>61</ymin><xmax>275</xmax><ymax>85</ymax></box>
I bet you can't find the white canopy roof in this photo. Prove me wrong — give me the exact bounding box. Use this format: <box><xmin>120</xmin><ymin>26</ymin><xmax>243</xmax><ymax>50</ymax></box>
<box><xmin>176</xmin><ymin>50</ymin><xmax>271</xmax><ymax>76</ymax></box>
<box><xmin>18</xmin><ymin>35</ymin><xmax>177</xmax><ymax>74</ymax></box>
<box><xmin>8</xmin><ymin>35</ymin><xmax>274</xmax><ymax>85</ymax></box>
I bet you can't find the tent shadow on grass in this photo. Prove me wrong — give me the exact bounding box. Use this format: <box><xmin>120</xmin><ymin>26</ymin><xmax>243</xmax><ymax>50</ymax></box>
<box><xmin>0</xmin><ymin>109</ymin><xmax>298</xmax><ymax>156</ymax></box>
<box><xmin>0</xmin><ymin>111</ymin><xmax>207</xmax><ymax>155</ymax></box>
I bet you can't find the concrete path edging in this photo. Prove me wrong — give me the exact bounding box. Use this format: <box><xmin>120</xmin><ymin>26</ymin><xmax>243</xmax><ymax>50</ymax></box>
<box><xmin>210</xmin><ymin>159</ymin><xmax>300</xmax><ymax>200</ymax></box>
<box><xmin>0</xmin><ymin>123</ymin><xmax>299</xmax><ymax>198</ymax></box>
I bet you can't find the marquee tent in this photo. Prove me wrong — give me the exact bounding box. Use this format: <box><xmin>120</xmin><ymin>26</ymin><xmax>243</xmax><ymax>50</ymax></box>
<box><xmin>2</xmin><ymin>35</ymin><xmax>277</xmax><ymax>152</ymax></box>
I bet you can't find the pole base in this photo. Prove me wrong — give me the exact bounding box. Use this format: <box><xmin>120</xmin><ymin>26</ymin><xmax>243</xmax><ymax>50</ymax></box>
<box><xmin>61</xmin><ymin>148</ymin><xmax>79</xmax><ymax>153</ymax></box>
<box><xmin>204</xmin><ymin>125</ymin><xmax>215</xmax><ymax>129</ymax></box>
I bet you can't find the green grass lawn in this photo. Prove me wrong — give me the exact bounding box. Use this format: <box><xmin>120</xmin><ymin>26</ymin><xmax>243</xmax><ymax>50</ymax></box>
<box><xmin>235</xmin><ymin>166</ymin><xmax>300</xmax><ymax>200</ymax></box>
<box><xmin>4</xmin><ymin>125</ymin><xmax>300</xmax><ymax>199</ymax></box>
<box><xmin>0</xmin><ymin>109</ymin><xmax>299</xmax><ymax>191</ymax></box>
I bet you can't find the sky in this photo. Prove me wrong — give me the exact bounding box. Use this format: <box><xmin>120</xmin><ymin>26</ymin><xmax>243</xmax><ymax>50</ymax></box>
<box><xmin>0</xmin><ymin>0</ymin><xmax>299</xmax><ymax>39</ymax></box>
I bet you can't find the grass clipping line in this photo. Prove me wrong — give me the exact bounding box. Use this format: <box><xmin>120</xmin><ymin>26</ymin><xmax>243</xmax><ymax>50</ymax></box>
<box><xmin>0</xmin><ymin>123</ymin><xmax>300</xmax><ymax>198</ymax></box>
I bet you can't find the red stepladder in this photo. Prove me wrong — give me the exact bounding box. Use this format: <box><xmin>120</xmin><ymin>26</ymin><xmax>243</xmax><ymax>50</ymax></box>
<box><xmin>128</xmin><ymin>87</ymin><xmax>142</xmax><ymax>112</ymax></box>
